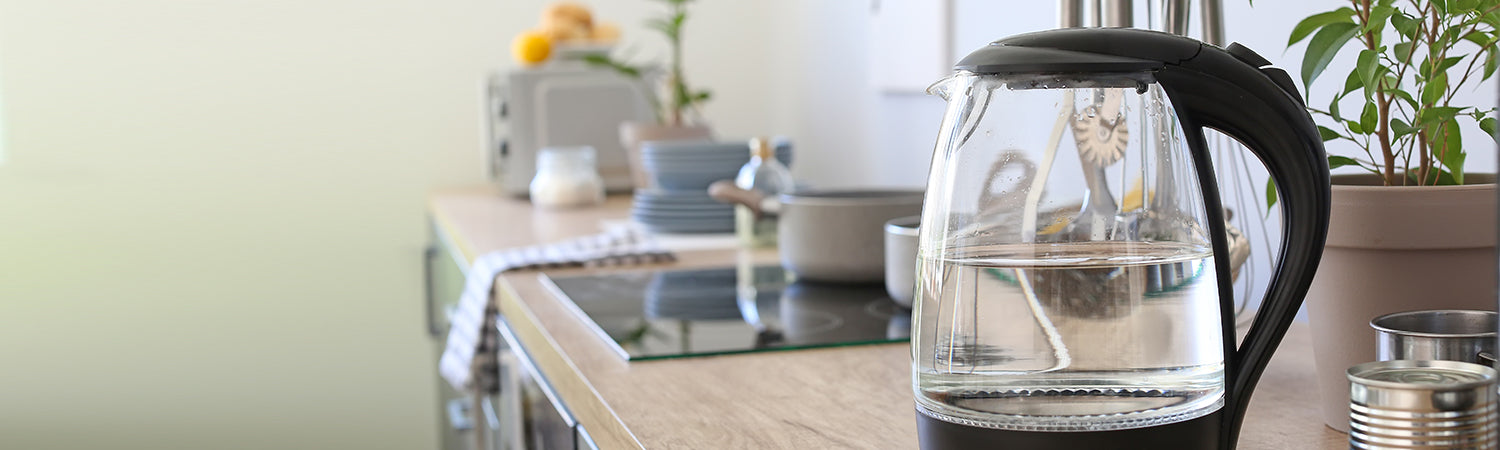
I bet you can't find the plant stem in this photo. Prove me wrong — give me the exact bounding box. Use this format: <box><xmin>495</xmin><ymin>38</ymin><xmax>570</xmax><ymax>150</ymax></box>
<box><xmin>1357</xmin><ymin>0</ymin><xmax>1399</xmax><ymax>185</ymax></box>
<box><xmin>1415</xmin><ymin>1</ymin><xmax>1444</xmax><ymax>185</ymax></box>
<box><xmin>669</xmin><ymin>2</ymin><xmax>684</xmax><ymax>127</ymax></box>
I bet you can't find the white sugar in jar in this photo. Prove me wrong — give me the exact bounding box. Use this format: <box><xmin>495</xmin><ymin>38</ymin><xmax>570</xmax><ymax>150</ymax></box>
<box><xmin>530</xmin><ymin>146</ymin><xmax>605</xmax><ymax>208</ymax></box>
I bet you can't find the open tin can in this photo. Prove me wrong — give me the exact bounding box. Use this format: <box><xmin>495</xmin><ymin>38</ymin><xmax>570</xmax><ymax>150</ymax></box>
<box><xmin>1372</xmin><ymin>310</ymin><xmax>1498</xmax><ymax>365</ymax></box>
<box><xmin>1347</xmin><ymin>360</ymin><xmax>1499</xmax><ymax>449</ymax></box>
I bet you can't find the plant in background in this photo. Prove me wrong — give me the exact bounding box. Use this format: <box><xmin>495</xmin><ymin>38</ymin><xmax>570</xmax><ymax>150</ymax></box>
<box><xmin>580</xmin><ymin>0</ymin><xmax>712</xmax><ymax>127</ymax></box>
<box><xmin>1287</xmin><ymin>0</ymin><xmax>1499</xmax><ymax>191</ymax></box>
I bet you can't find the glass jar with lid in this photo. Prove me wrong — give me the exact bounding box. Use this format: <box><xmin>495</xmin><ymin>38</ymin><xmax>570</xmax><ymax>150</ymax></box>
<box><xmin>529</xmin><ymin>146</ymin><xmax>605</xmax><ymax>208</ymax></box>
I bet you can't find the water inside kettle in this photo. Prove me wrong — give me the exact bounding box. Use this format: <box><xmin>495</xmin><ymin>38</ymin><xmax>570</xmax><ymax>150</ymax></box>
<box><xmin>914</xmin><ymin>240</ymin><xmax>1225</xmax><ymax>431</ymax></box>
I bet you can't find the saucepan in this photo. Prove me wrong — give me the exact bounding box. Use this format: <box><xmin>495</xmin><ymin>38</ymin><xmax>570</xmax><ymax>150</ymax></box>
<box><xmin>709</xmin><ymin>181</ymin><xmax>924</xmax><ymax>282</ymax></box>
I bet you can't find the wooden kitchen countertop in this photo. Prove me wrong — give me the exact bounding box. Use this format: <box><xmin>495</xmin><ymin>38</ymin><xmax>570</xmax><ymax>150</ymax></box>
<box><xmin>430</xmin><ymin>187</ymin><xmax>1347</xmax><ymax>449</ymax></box>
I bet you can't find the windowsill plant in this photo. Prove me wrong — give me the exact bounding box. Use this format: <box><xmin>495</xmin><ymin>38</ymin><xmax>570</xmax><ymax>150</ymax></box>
<box><xmin>578</xmin><ymin>0</ymin><xmax>716</xmax><ymax>188</ymax></box>
<box><xmin>1283</xmin><ymin>0</ymin><xmax>1500</xmax><ymax>432</ymax></box>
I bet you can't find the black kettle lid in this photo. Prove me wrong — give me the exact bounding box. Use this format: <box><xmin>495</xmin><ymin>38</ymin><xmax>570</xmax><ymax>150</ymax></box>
<box><xmin>954</xmin><ymin>28</ymin><xmax>1204</xmax><ymax>74</ymax></box>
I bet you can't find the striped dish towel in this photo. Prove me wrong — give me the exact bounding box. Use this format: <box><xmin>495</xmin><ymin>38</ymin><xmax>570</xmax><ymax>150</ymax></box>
<box><xmin>439</xmin><ymin>227</ymin><xmax>674</xmax><ymax>391</ymax></box>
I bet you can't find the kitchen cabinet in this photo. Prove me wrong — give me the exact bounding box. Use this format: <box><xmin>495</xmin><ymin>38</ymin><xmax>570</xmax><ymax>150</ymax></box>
<box><xmin>425</xmin><ymin>235</ymin><xmax>472</xmax><ymax>450</ymax></box>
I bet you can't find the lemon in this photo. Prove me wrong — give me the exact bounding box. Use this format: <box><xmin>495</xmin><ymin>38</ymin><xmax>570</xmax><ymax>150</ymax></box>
<box><xmin>512</xmin><ymin>31</ymin><xmax>552</xmax><ymax>66</ymax></box>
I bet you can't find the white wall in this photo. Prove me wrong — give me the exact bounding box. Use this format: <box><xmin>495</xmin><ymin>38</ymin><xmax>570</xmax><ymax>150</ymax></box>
<box><xmin>771</xmin><ymin>0</ymin><xmax>1496</xmax><ymax>319</ymax></box>
<box><xmin>0</xmin><ymin>1</ymin><xmax>500</xmax><ymax>449</ymax></box>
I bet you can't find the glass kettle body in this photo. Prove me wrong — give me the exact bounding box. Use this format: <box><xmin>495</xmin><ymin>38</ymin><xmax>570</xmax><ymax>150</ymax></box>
<box><xmin>911</xmin><ymin>29</ymin><xmax>1331</xmax><ymax>450</ymax></box>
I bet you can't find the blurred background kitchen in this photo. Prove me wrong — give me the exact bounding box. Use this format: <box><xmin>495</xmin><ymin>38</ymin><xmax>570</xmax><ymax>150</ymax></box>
<box><xmin>0</xmin><ymin>1</ymin><xmax>1493</xmax><ymax>449</ymax></box>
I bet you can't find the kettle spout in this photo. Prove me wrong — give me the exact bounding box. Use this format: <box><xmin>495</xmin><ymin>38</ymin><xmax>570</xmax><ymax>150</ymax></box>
<box><xmin>926</xmin><ymin>75</ymin><xmax>959</xmax><ymax>101</ymax></box>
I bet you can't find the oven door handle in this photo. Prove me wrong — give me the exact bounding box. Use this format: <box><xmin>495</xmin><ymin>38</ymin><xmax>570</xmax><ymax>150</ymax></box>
<box><xmin>423</xmin><ymin>245</ymin><xmax>442</xmax><ymax>338</ymax></box>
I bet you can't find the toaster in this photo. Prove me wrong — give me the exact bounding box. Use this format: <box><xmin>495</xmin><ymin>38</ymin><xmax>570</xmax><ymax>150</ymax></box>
<box><xmin>486</xmin><ymin>62</ymin><xmax>655</xmax><ymax>196</ymax></box>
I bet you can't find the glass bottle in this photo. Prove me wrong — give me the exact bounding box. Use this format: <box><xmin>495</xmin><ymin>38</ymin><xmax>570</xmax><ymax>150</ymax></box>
<box><xmin>733</xmin><ymin>137</ymin><xmax>794</xmax><ymax>247</ymax></box>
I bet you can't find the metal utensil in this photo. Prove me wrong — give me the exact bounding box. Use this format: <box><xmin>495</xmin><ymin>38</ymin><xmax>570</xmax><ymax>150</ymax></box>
<box><xmin>1064</xmin><ymin>88</ymin><xmax>1130</xmax><ymax>241</ymax></box>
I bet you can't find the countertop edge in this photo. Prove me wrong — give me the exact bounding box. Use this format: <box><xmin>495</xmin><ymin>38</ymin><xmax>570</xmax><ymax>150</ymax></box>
<box><xmin>496</xmin><ymin>274</ymin><xmax>645</xmax><ymax>450</ymax></box>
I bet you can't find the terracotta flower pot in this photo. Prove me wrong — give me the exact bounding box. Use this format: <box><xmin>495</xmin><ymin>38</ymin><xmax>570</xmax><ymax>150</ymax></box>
<box><xmin>618</xmin><ymin>121</ymin><xmax>713</xmax><ymax>189</ymax></box>
<box><xmin>1307</xmin><ymin>173</ymin><xmax>1497</xmax><ymax>432</ymax></box>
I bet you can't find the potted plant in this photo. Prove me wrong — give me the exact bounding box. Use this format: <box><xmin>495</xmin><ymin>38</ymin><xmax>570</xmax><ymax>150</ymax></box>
<box><xmin>1283</xmin><ymin>0</ymin><xmax>1498</xmax><ymax>432</ymax></box>
<box><xmin>580</xmin><ymin>0</ymin><xmax>714</xmax><ymax>189</ymax></box>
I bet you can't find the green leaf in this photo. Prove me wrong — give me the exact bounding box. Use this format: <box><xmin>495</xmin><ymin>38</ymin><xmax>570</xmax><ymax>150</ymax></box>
<box><xmin>1288</xmin><ymin>8</ymin><xmax>1357</xmax><ymax>47</ymax></box>
<box><xmin>1417</xmin><ymin>106</ymin><xmax>1464</xmax><ymax>125</ymax></box>
<box><xmin>1391</xmin><ymin>14</ymin><xmax>1418</xmax><ymax>39</ymax></box>
<box><xmin>1357</xmin><ymin>49</ymin><xmax>1380</xmax><ymax>88</ymax></box>
<box><xmin>1437</xmin><ymin>56</ymin><xmax>1465</xmax><ymax>74</ymax></box>
<box><xmin>673</xmin><ymin>80</ymin><xmax>691</xmax><ymax>107</ymax></box>
<box><xmin>1422</xmin><ymin>72</ymin><xmax>1449</xmax><ymax>105</ymax></box>
<box><xmin>1485</xmin><ymin>50</ymin><xmax>1498</xmax><ymax>80</ymax></box>
<box><xmin>1342</xmin><ymin>69</ymin><xmax>1365</xmax><ymax>97</ymax></box>
<box><xmin>1329</xmin><ymin>96</ymin><xmax>1344</xmax><ymax>121</ymax></box>
<box><xmin>1392</xmin><ymin>118</ymin><xmax>1418</xmax><ymax>138</ymax></box>
<box><xmin>1365</xmin><ymin>6</ymin><xmax>1395</xmax><ymax>34</ymax></box>
<box><xmin>1433</xmin><ymin>0</ymin><xmax>1448</xmax><ymax>15</ymax></box>
<box><xmin>1328</xmin><ymin>155</ymin><xmax>1361</xmax><ymax>169</ymax></box>
<box><xmin>1435</xmin><ymin>121</ymin><xmax>1464</xmax><ymax>184</ymax></box>
<box><xmin>1301</xmin><ymin>22</ymin><xmax>1361</xmax><ymax>91</ymax></box>
<box><xmin>1389</xmin><ymin>89</ymin><xmax>1419</xmax><ymax>110</ymax></box>
<box><xmin>1318</xmin><ymin>125</ymin><xmax>1343</xmax><ymax>141</ymax></box>
<box><xmin>1442</xmin><ymin>24</ymin><xmax>1466</xmax><ymax>44</ymax></box>
<box><xmin>1481</xmin><ymin>116</ymin><xmax>1497</xmax><ymax>138</ymax></box>
<box><xmin>1265</xmin><ymin>179</ymin><xmax>1278</xmax><ymax>209</ymax></box>
<box><xmin>1393</xmin><ymin>41</ymin><xmax>1415</xmax><ymax>63</ymax></box>
<box><xmin>1346</xmin><ymin>118</ymin><xmax>1365</xmax><ymax>134</ymax></box>
<box><xmin>1456</xmin><ymin>0</ymin><xmax>1480</xmax><ymax>10</ymax></box>
<box><xmin>1463</xmin><ymin>30</ymin><xmax>1493</xmax><ymax>48</ymax></box>
<box><xmin>1410</xmin><ymin>169</ymin><xmax>1460</xmax><ymax>186</ymax></box>
<box><xmin>1360</xmin><ymin>101</ymin><xmax>1379</xmax><ymax>132</ymax></box>
<box><xmin>579</xmin><ymin>54</ymin><xmax>644</xmax><ymax>78</ymax></box>
<box><xmin>1442</xmin><ymin>169</ymin><xmax>1459</xmax><ymax>185</ymax></box>
<box><xmin>1444</xmin><ymin>152</ymin><xmax>1467</xmax><ymax>184</ymax></box>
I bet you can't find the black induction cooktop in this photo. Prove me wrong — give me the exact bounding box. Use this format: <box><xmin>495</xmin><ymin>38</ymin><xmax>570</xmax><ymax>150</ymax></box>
<box><xmin>543</xmin><ymin>265</ymin><xmax>911</xmax><ymax>361</ymax></box>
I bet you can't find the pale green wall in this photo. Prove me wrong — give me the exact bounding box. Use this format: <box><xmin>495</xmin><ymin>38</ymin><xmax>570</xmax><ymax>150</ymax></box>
<box><xmin>0</xmin><ymin>1</ymin><xmax>500</xmax><ymax>448</ymax></box>
<box><xmin>0</xmin><ymin>1</ymin><xmax>877</xmax><ymax>448</ymax></box>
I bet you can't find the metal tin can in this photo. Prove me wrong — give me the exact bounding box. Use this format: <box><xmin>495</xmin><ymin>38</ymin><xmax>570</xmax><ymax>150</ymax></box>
<box><xmin>1372</xmin><ymin>309</ymin><xmax>1498</xmax><ymax>364</ymax></box>
<box><xmin>1348</xmin><ymin>360</ymin><xmax>1499</xmax><ymax>449</ymax></box>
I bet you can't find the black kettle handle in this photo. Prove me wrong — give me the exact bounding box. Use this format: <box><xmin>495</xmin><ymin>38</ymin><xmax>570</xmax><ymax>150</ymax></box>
<box><xmin>1155</xmin><ymin>44</ymin><xmax>1332</xmax><ymax>446</ymax></box>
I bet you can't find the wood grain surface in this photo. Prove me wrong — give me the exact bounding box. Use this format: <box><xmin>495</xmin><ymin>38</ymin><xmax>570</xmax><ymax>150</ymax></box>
<box><xmin>431</xmin><ymin>188</ymin><xmax>1349</xmax><ymax>449</ymax></box>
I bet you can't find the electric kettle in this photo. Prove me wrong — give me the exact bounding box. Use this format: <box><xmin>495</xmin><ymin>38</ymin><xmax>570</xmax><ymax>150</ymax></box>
<box><xmin>911</xmin><ymin>28</ymin><xmax>1331</xmax><ymax>449</ymax></box>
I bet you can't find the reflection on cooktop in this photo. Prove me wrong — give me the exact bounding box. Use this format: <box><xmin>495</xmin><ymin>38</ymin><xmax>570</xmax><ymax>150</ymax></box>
<box><xmin>544</xmin><ymin>265</ymin><xmax>912</xmax><ymax>361</ymax></box>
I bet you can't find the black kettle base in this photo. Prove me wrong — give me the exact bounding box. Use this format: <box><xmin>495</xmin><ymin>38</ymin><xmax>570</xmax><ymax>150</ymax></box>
<box><xmin>916</xmin><ymin>409</ymin><xmax>1225</xmax><ymax>450</ymax></box>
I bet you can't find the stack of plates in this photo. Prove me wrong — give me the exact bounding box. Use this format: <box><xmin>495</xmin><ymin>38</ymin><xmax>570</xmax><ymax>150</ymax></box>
<box><xmin>631</xmin><ymin>190</ymin><xmax>735</xmax><ymax>234</ymax></box>
<box><xmin>641</xmin><ymin>140</ymin><xmax>793</xmax><ymax>191</ymax></box>
<box><xmin>631</xmin><ymin>138</ymin><xmax>794</xmax><ymax>234</ymax></box>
